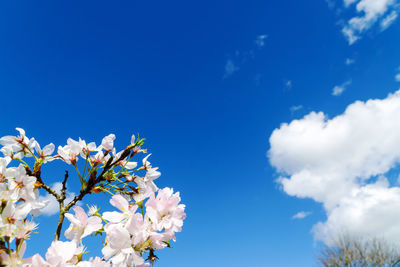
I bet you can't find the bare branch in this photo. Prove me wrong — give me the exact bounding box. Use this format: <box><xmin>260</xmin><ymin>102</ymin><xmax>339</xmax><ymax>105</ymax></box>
<box><xmin>60</xmin><ymin>171</ymin><xmax>68</xmax><ymax>201</ymax></box>
<box><xmin>316</xmin><ymin>235</ymin><xmax>400</xmax><ymax>267</ymax></box>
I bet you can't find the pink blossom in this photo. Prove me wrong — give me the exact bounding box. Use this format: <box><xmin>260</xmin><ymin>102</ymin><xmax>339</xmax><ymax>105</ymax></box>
<box><xmin>57</xmin><ymin>138</ymin><xmax>84</xmax><ymax>164</ymax></box>
<box><xmin>65</xmin><ymin>206</ymin><xmax>102</xmax><ymax>242</ymax></box>
<box><xmin>102</xmin><ymin>195</ymin><xmax>138</xmax><ymax>224</ymax></box>
<box><xmin>102</xmin><ymin>224</ymin><xmax>144</xmax><ymax>266</ymax></box>
<box><xmin>101</xmin><ymin>134</ymin><xmax>116</xmax><ymax>151</ymax></box>
<box><xmin>145</xmin><ymin>187</ymin><xmax>186</xmax><ymax>234</ymax></box>
<box><xmin>45</xmin><ymin>240</ymin><xmax>80</xmax><ymax>266</ymax></box>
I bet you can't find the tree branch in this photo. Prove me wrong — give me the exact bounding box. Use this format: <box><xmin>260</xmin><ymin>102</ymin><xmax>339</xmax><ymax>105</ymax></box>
<box><xmin>25</xmin><ymin>166</ymin><xmax>60</xmax><ymax>200</ymax></box>
<box><xmin>63</xmin><ymin>148</ymin><xmax>131</xmax><ymax>212</ymax></box>
<box><xmin>60</xmin><ymin>171</ymin><xmax>68</xmax><ymax>201</ymax></box>
<box><xmin>55</xmin><ymin>147</ymin><xmax>133</xmax><ymax>239</ymax></box>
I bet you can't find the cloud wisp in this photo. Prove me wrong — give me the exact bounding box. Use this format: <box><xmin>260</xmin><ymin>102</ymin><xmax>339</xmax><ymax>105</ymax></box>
<box><xmin>285</xmin><ymin>80</ymin><xmax>293</xmax><ymax>90</ymax></box>
<box><xmin>381</xmin><ymin>10</ymin><xmax>398</xmax><ymax>30</ymax></box>
<box><xmin>338</xmin><ymin>0</ymin><xmax>399</xmax><ymax>44</ymax></box>
<box><xmin>255</xmin><ymin>34</ymin><xmax>268</xmax><ymax>48</ymax></box>
<box><xmin>292</xmin><ymin>211</ymin><xmax>312</xmax><ymax>220</ymax></box>
<box><xmin>290</xmin><ymin>105</ymin><xmax>303</xmax><ymax>113</ymax></box>
<box><xmin>395</xmin><ymin>67</ymin><xmax>400</xmax><ymax>82</ymax></box>
<box><xmin>269</xmin><ymin>90</ymin><xmax>400</xmax><ymax>246</ymax></box>
<box><xmin>345</xmin><ymin>58</ymin><xmax>355</xmax><ymax>65</ymax></box>
<box><xmin>332</xmin><ymin>80</ymin><xmax>352</xmax><ymax>96</ymax></box>
<box><xmin>223</xmin><ymin>60</ymin><xmax>240</xmax><ymax>79</ymax></box>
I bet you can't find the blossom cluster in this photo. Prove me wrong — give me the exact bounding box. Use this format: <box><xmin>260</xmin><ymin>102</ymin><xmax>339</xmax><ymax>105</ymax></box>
<box><xmin>0</xmin><ymin>128</ymin><xmax>186</xmax><ymax>266</ymax></box>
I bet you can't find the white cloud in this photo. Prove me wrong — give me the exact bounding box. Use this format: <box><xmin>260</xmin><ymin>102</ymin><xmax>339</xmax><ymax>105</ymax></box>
<box><xmin>37</xmin><ymin>182</ymin><xmax>75</xmax><ymax>216</ymax></box>
<box><xmin>292</xmin><ymin>211</ymin><xmax>312</xmax><ymax>219</ymax></box>
<box><xmin>313</xmin><ymin>177</ymin><xmax>400</xmax><ymax>245</ymax></box>
<box><xmin>395</xmin><ymin>73</ymin><xmax>400</xmax><ymax>81</ymax></box>
<box><xmin>332</xmin><ymin>86</ymin><xmax>345</xmax><ymax>96</ymax></box>
<box><xmin>223</xmin><ymin>59</ymin><xmax>239</xmax><ymax>78</ymax></box>
<box><xmin>332</xmin><ymin>80</ymin><xmax>351</xmax><ymax>96</ymax></box>
<box><xmin>268</xmin><ymin>90</ymin><xmax>400</xmax><ymax>245</ymax></box>
<box><xmin>290</xmin><ymin>105</ymin><xmax>303</xmax><ymax>113</ymax></box>
<box><xmin>341</xmin><ymin>0</ymin><xmax>399</xmax><ymax>45</ymax></box>
<box><xmin>345</xmin><ymin>58</ymin><xmax>355</xmax><ymax>65</ymax></box>
<box><xmin>342</xmin><ymin>27</ymin><xmax>360</xmax><ymax>45</ymax></box>
<box><xmin>381</xmin><ymin>10</ymin><xmax>398</xmax><ymax>30</ymax></box>
<box><xmin>255</xmin><ymin>34</ymin><xmax>268</xmax><ymax>48</ymax></box>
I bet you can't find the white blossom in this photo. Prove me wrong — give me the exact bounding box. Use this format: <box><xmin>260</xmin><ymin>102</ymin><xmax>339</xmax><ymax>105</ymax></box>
<box><xmin>101</xmin><ymin>134</ymin><xmax>116</xmax><ymax>151</ymax></box>
<box><xmin>65</xmin><ymin>206</ymin><xmax>102</xmax><ymax>242</ymax></box>
<box><xmin>0</xmin><ymin>130</ymin><xmax>186</xmax><ymax>267</ymax></box>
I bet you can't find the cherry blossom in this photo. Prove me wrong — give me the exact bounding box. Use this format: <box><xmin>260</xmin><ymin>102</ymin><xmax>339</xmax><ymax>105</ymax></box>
<box><xmin>101</xmin><ymin>134</ymin><xmax>116</xmax><ymax>151</ymax></box>
<box><xmin>103</xmin><ymin>195</ymin><xmax>139</xmax><ymax>224</ymax></box>
<box><xmin>33</xmin><ymin>141</ymin><xmax>55</xmax><ymax>160</ymax></box>
<box><xmin>0</xmin><ymin>128</ymin><xmax>36</xmax><ymax>159</ymax></box>
<box><xmin>64</xmin><ymin>206</ymin><xmax>102</xmax><ymax>242</ymax></box>
<box><xmin>0</xmin><ymin>128</ymin><xmax>186</xmax><ymax>266</ymax></box>
<box><xmin>146</xmin><ymin>188</ymin><xmax>186</xmax><ymax>234</ymax></box>
<box><xmin>57</xmin><ymin>138</ymin><xmax>84</xmax><ymax>164</ymax></box>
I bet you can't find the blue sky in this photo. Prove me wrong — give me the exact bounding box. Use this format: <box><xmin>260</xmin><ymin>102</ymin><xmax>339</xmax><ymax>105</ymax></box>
<box><xmin>1</xmin><ymin>1</ymin><xmax>400</xmax><ymax>266</ymax></box>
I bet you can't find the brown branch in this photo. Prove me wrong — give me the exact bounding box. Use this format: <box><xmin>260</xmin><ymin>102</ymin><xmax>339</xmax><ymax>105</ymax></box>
<box><xmin>54</xmin><ymin>207</ymin><xmax>65</xmax><ymax>240</ymax></box>
<box><xmin>54</xmin><ymin>147</ymin><xmax>133</xmax><ymax>240</ymax></box>
<box><xmin>60</xmin><ymin>171</ymin><xmax>68</xmax><ymax>201</ymax></box>
<box><xmin>26</xmin><ymin>166</ymin><xmax>60</xmax><ymax>200</ymax></box>
<box><xmin>25</xmin><ymin>165</ymin><xmax>66</xmax><ymax>240</ymax></box>
<box><xmin>63</xmin><ymin>147</ymin><xmax>131</xmax><ymax>212</ymax></box>
<box><xmin>54</xmin><ymin>171</ymin><xmax>70</xmax><ymax>240</ymax></box>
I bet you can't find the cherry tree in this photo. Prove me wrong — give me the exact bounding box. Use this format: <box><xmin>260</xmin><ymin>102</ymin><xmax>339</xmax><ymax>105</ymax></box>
<box><xmin>0</xmin><ymin>128</ymin><xmax>186</xmax><ymax>267</ymax></box>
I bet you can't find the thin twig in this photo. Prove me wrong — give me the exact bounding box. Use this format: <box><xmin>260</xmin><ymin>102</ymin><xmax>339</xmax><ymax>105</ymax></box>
<box><xmin>25</xmin><ymin>166</ymin><xmax>60</xmax><ymax>200</ymax></box>
<box><xmin>60</xmin><ymin>171</ymin><xmax>68</xmax><ymax>201</ymax></box>
<box><xmin>55</xmin><ymin>147</ymin><xmax>132</xmax><ymax>239</ymax></box>
<box><xmin>54</xmin><ymin>171</ymin><xmax>69</xmax><ymax>240</ymax></box>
